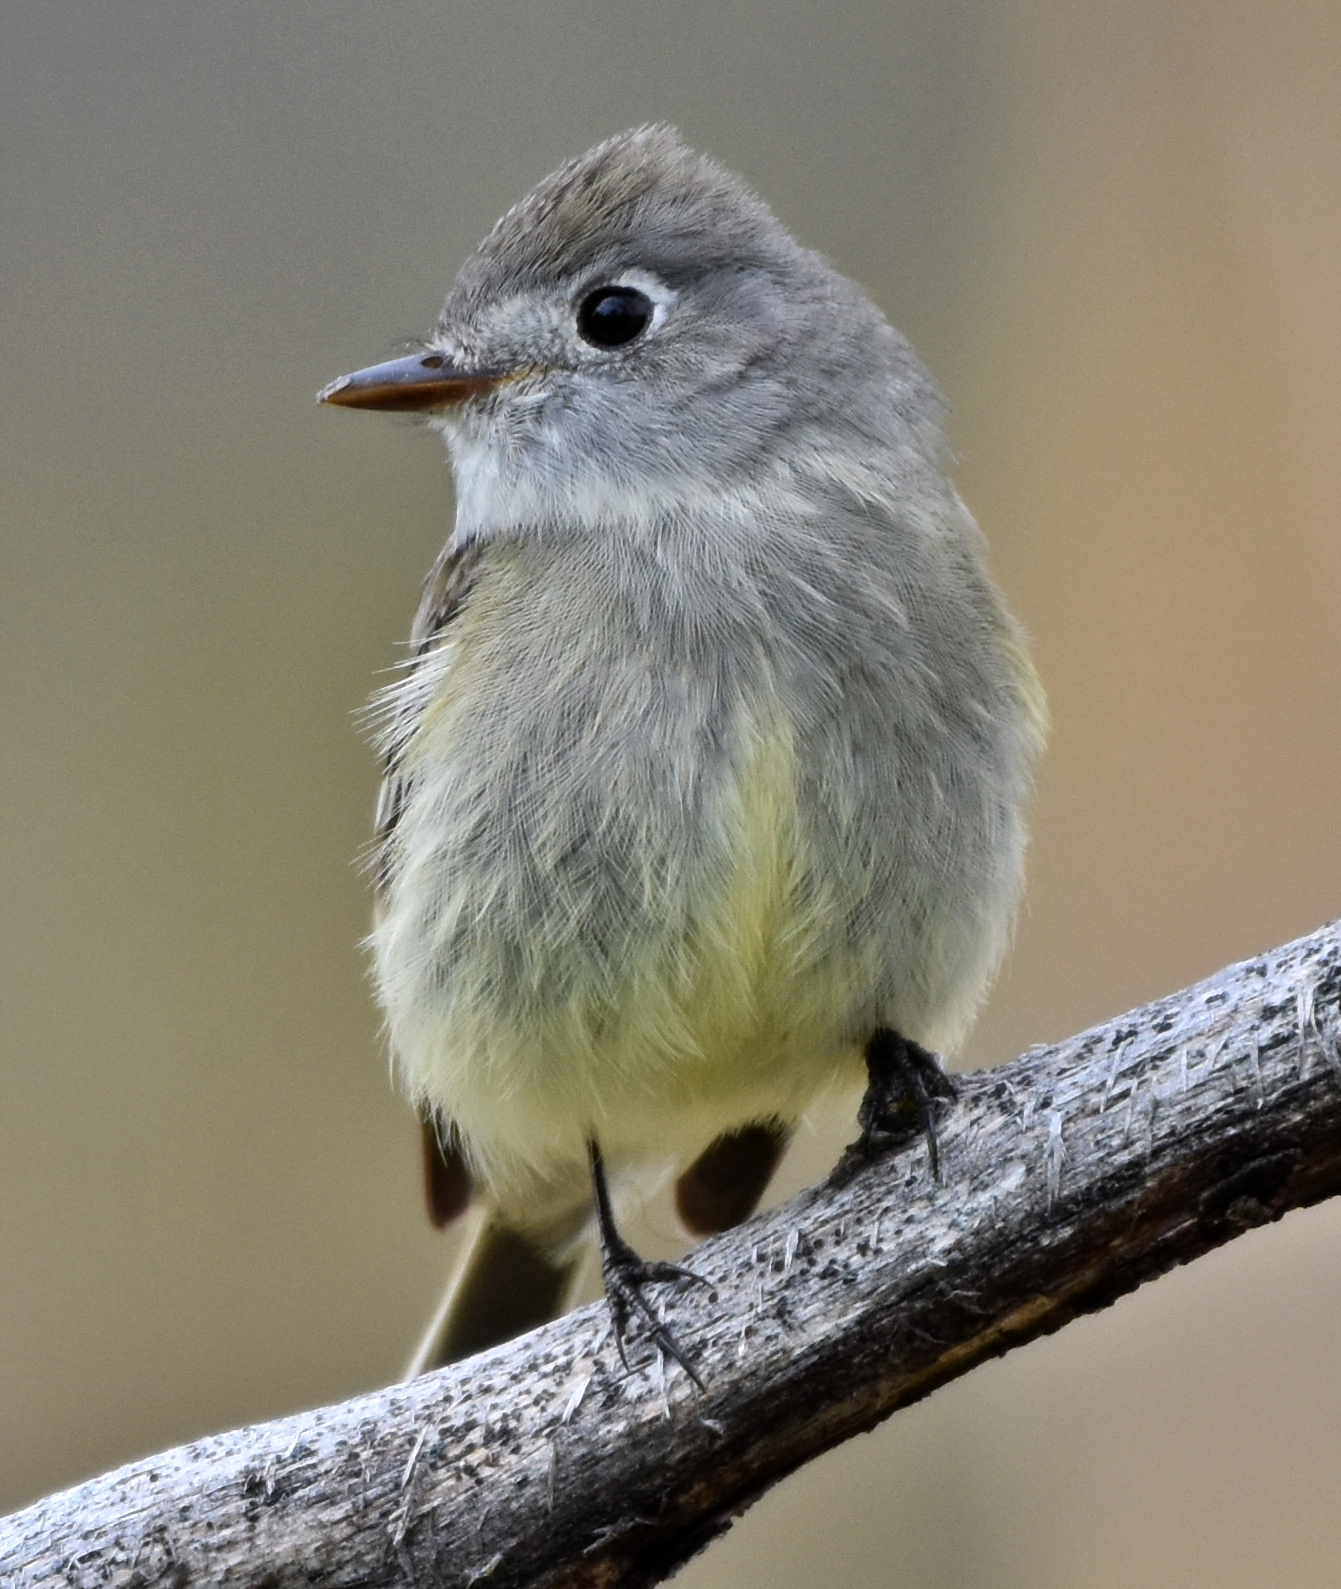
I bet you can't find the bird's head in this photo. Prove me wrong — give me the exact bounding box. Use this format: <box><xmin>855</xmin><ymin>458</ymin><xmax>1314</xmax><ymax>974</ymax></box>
<box><xmin>320</xmin><ymin>125</ymin><xmax>940</xmax><ymax>540</ymax></box>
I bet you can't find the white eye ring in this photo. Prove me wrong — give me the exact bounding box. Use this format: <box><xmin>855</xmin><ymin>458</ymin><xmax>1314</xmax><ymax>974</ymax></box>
<box><xmin>580</xmin><ymin>269</ymin><xmax>677</xmax><ymax>338</ymax></box>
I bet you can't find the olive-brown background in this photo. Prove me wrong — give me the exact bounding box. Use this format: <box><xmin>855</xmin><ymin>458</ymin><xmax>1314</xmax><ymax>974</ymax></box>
<box><xmin>3</xmin><ymin>3</ymin><xmax>1339</xmax><ymax>1583</ymax></box>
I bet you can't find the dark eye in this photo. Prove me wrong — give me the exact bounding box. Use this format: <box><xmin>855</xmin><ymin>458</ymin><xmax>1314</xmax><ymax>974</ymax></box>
<box><xmin>576</xmin><ymin>286</ymin><xmax>655</xmax><ymax>348</ymax></box>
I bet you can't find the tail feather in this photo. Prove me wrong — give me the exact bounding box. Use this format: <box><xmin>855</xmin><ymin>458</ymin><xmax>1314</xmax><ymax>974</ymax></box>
<box><xmin>404</xmin><ymin>1207</ymin><xmax>581</xmax><ymax>1377</ymax></box>
<box><xmin>404</xmin><ymin>1119</ymin><xmax>793</xmax><ymax>1378</ymax></box>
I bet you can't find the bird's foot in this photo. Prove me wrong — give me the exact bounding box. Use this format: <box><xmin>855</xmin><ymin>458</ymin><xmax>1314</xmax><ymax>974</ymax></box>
<box><xmin>600</xmin><ymin>1229</ymin><xmax>706</xmax><ymax>1389</ymax></box>
<box><xmin>857</xmin><ymin>1028</ymin><xmax>958</xmax><ymax>1179</ymax></box>
<box><xmin>588</xmin><ymin>1138</ymin><xmax>707</xmax><ymax>1387</ymax></box>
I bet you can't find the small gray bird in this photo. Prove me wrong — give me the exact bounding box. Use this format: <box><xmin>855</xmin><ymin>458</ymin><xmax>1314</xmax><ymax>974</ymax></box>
<box><xmin>321</xmin><ymin>125</ymin><xmax>1045</xmax><ymax>1379</ymax></box>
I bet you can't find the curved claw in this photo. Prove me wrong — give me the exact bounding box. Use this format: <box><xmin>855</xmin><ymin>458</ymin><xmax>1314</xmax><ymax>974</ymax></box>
<box><xmin>602</xmin><ymin>1254</ymin><xmax>705</xmax><ymax>1390</ymax></box>
<box><xmin>648</xmin><ymin>1260</ymin><xmax>709</xmax><ymax>1288</ymax></box>
<box><xmin>588</xmin><ymin>1138</ymin><xmax>707</xmax><ymax>1388</ymax></box>
<box><xmin>858</xmin><ymin>1030</ymin><xmax>959</xmax><ymax>1180</ymax></box>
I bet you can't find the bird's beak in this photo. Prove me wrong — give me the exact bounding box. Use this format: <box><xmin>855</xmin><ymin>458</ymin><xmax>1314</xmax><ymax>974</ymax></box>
<box><xmin>318</xmin><ymin>351</ymin><xmax>503</xmax><ymax>412</ymax></box>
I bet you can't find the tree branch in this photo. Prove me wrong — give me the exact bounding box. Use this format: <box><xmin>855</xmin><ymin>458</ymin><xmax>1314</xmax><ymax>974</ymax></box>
<box><xmin>5</xmin><ymin>919</ymin><xmax>1341</xmax><ymax>1589</ymax></box>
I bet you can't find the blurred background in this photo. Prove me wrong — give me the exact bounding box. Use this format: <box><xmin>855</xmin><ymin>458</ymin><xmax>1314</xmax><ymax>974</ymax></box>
<box><xmin>3</xmin><ymin>2</ymin><xmax>1339</xmax><ymax>1583</ymax></box>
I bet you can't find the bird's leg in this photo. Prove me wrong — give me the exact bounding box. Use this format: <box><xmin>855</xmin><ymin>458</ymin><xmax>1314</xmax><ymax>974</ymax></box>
<box><xmin>588</xmin><ymin>1139</ymin><xmax>706</xmax><ymax>1388</ymax></box>
<box><xmin>858</xmin><ymin>1028</ymin><xmax>959</xmax><ymax>1179</ymax></box>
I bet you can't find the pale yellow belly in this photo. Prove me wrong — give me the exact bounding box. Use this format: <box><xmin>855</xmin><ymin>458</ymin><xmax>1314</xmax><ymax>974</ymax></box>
<box><xmin>380</xmin><ymin>722</ymin><xmax>869</xmax><ymax>1210</ymax></box>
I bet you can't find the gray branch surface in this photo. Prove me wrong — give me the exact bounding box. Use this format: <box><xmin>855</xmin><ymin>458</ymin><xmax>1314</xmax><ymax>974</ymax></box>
<box><xmin>5</xmin><ymin>919</ymin><xmax>1341</xmax><ymax>1589</ymax></box>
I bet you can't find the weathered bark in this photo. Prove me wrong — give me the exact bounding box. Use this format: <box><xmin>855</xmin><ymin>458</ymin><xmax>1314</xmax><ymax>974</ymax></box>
<box><xmin>4</xmin><ymin>919</ymin><xmax>1340</xmax><ymax>1589</ymax></box>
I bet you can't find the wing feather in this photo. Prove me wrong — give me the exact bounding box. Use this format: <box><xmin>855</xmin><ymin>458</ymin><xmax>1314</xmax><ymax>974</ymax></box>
<box><xmin>370</xmin><ymin>537</ymin><xmax>486</xmax><ymax>1229</ymax></box>
<box><xmin>370</xmin><ymin>538</ymin><xmax>485</xmax><ymax>897</ymax></box>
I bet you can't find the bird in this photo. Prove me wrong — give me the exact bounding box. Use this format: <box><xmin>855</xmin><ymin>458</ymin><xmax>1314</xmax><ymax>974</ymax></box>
<box><xmin>319</xmin><ymin>125</ymin><xmax>1046</xmax><ymax>1381</ymax></box>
